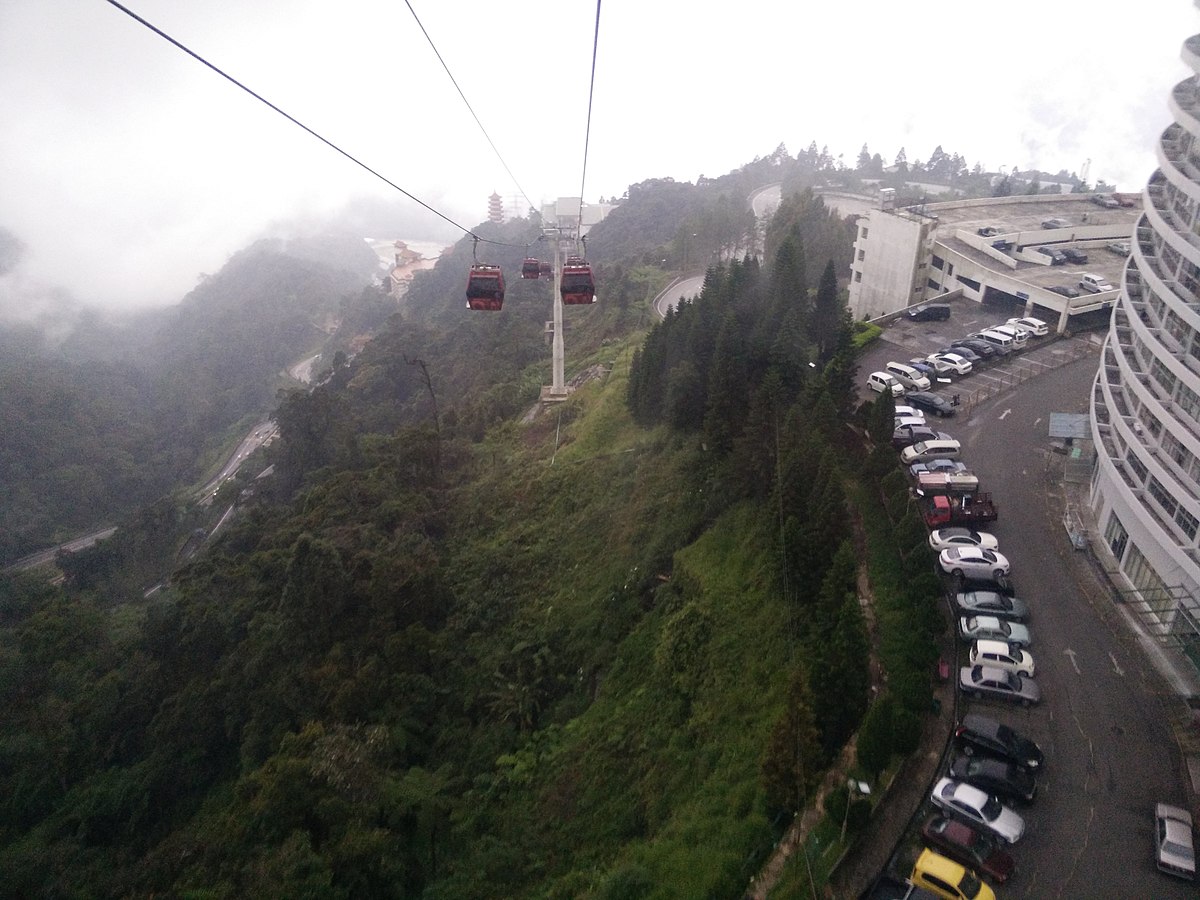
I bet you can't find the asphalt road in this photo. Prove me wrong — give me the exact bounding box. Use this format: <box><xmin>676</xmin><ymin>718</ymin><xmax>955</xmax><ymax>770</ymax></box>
<box><xmin>934</xmin><ymin>354</ymin><xmax>1195</xmax><ymax>897</ymax></box>
<box><xmin>652</xmin><ymin>274</ymin><xmax>706</xmax><ymax>318</ymax></box>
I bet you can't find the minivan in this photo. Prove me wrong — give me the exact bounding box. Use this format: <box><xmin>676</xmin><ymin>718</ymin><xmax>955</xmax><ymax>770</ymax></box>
<box><xmin>970</xmin><ymin>639</ymin><xmax>1035</xmax><ymax>677</ymax></box>
<box><xmin>972</xmin><ymin>330</ymin><xmax>1015</xmax><ymax>353</ymax></box>
<box><xmin>987</xmin><ymin>324</ymin><xmax>1028</xmax><ymax>347</ymax></box>
<box><xmin>901</xmin><ymin>438</ymin><xmax>962</xmax><ymax>464</ymax></box>
<box><xmin>1080</xmin><ymin>273</ymin><xmax>1114</xmax><ymax>293</ymax></box>
<box><xmin>867</xmin><ymin>371</ymin><xmax>904</xmax><ymax>397</ymax></box>
<box><xmin>885</xmin><ymin>362</ymin><xmax>932</xmax><ymax>391</ymax></box>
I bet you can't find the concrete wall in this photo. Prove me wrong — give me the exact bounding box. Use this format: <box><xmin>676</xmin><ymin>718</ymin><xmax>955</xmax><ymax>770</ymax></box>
<box><xmin>849</xmin><ymin>210</ymin><xmax>931</xmax><ymax>320</ymax></box>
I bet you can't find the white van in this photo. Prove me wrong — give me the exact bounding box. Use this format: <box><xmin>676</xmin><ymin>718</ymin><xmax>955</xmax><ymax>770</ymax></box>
<box><xmin>970</xmin><ymin>639</ymin><xmax>1035</xmax><ymax>676</ymax></box>
<box><xmin>1080</xmin><ymin>273</ymin><xmax>1114</xmax><ymax>294</ymax></box>
<box><xmin>988</xmin><ymin>323</ymin><xmax>1028</xmax><ymax>346</ymax></box>
<box><xmin>885</xmin><ymin>361</ymin><xmax>932</xmax><ymax>391</ymax></box>
<box><xmin>974</xmin><ymin>329</ymin><xmax>1016</xmax><ymax>353</ymax></box>
<box><xmin>900</xmin><ymin>438</ymin><xmax>962</xmax><ymax>464</ymax></box>
<box><xmin>867</xmin><ymin>371</ymin><xmax>904</xmax><ymax>397</ymax></box>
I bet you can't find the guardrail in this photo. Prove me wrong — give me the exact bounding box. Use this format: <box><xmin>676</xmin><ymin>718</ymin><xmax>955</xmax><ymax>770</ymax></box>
<box><xmin>955</xmin><ymin>340</ymin><xmax>1097</xmax><ymax>415</ymax></box>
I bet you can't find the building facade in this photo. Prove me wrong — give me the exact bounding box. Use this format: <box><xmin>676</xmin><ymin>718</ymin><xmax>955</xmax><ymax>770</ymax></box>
<box><xmin>1089</xmin><ymin>30</ymin><xmax>1200</xmax><ymax>645</ymax></box>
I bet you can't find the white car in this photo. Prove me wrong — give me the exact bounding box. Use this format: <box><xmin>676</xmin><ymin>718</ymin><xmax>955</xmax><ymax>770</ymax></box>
<box><xmin>1006</xmin><ymin>316</ymin><xmax>1048</xmax><ymax>337</ymax></box>
<box><xmin>970</xmin><ymin>639</ymin><xmax>1035</xmax><ymax>677</ymax></box>
<box><xmin>930</xmin><ymin>778</ymin><xmax>1026</xmax><ymax>844</ymax></box>
<box><xmin>929</xmin><ymin>352</ymin><xmax>973</xmax><ymax>375</ymax></box>
<box><xmin>939</xmin><ymin>546</ymin><xmax>1011</xmax><ymax>580</ymax></box>
<box><xmin>928</xmin><ymin>528</ymin><xmax>999</xmax><ymax>553</ymax></box>
<box><xmin>987</xmin><ymin>323</ymin><xmax>1028</xmax><ymax>346</ymax></box>
<box><xmin>894</xmin><ymin>405</ymin><xmax>926</xmax><ymax>422</ymax></box>
<box><xmin>1155</xmin><ymin>803</ymin><xmax>1196</xmax><ymax>880</ymax></box>
<box><xmin>895</xmin><ymin>415</ymin><xmax>927</xmax><ymax>430</ymax></box>
<box><xmin>885</xmin><ymin>361</ymin><xmax>931</xmax><ymax>391</ymax></box>
<box><xmin>867</xmin><ymin>371</ymin><xmax>904</xmax><ymax>397</ymax></box>
<box><xmin>959</xmin><ymin>615</ymin><xmax>1032</xmax><ymax>650</ymax></box>
<box><xmin>1080</xmin><ymin>273</ymin><xmax>1114</xmax><ymax>294</ymax></box>
<box><xmin>918</xmin><ymin>356</ymin><xmax>956</xmax><ymax>377</ymax></box>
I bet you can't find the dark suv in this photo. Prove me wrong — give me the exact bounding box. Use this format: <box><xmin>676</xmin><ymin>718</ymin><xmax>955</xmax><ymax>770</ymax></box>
<box><xmin>907</xmin><ymin>303</ymin><xmax>952</xmax><ymax>322</ymax></box>
<box><xmin>954</xmin><ymin>714</ymin><xmax>1043</xmax><ymax>770</ymax></box>
<box><xmin>1061</xmin><ymin>247</ymin><xmax>1088</xmax><ymax>264</ymax></box>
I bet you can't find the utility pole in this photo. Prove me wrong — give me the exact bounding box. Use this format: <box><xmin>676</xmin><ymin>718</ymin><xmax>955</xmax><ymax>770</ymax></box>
<box><xmin>551</xmin><ymin>233</ymin><xmax>566</xmax><ymax>396</ymax></box>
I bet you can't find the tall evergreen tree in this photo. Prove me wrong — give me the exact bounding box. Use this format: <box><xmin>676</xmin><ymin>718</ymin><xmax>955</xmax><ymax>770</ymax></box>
<box><xmin>812</xmin><ymin>260</ymin><xmax>843</xmax><ymax>365</ymax></box>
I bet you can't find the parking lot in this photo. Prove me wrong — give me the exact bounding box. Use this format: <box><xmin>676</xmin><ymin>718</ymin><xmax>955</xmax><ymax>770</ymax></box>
<box><xmin>860</xmin><ymin>343</ymin><xmax>1199</xmax><ymax>897</ymax></box>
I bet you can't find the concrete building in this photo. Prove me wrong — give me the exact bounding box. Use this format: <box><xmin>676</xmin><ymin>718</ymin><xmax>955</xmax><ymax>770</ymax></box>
<box><xmin>539</xmin><ymin>196</ymin><xmax>614</xmax><ymax>239</ymax></box>
<box><xmin>847</xmin><ymin>189</ymin><xmax>1140</xmax><ymax>334</ymax></box>
<box><xmin>1088</xmin><ymin>29</ymin><xmax>1200</xmax><ymax>657</ymax></box>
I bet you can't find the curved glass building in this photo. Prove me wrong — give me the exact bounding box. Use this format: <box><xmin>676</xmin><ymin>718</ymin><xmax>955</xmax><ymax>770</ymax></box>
<box><xmin>1090</xmin><ymin>30</ymin><xmax>1200</xmax><ymax>642</ymax></box>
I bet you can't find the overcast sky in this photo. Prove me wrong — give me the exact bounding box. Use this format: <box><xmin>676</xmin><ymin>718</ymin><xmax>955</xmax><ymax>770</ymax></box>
<box><xmin>1</xmin><ymin>0</ymin><xmax>1196</xmax><ymax>313</ymax></box>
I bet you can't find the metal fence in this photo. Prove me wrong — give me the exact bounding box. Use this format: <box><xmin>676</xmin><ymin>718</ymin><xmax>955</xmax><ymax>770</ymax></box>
<box><xmin>955</xmin><ymin>340</ymin><xmax>1097</xmax><ymax>415</ymax></box>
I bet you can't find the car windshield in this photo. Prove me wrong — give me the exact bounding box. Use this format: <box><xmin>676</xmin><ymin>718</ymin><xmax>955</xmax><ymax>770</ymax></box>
<box><xmin>1162</xmin><ymin>839</ymin><xmax>1194</xmax><ymax>858</ymax></box>
<box><xmin>958</xmin><ymin>871</ymin><xmax>983</xmax><ymax>896</ymax></box>
<box><xmin>980</xmin><ymin>795</ymin><xmax>1003</xmax><ymax>820</ymax></box>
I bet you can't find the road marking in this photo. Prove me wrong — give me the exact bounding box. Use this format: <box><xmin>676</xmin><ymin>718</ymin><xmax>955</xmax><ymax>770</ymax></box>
<box><xmin>998</xmin><ymin>408</ymin><xmax>1012</xmax><ymax>420</ymax></box>
<box><xmin>1108</xmin><ymin>652</ymin><xmax>1125</xmax><ymax>677</ymax></box>
<box><xmin>1034</xmin><ymin>417</ymin><xmax>1042</xmax><ymax>427</ymax></box>
<box><xmin>1064</xmin><ymin>648</ymin><xmax>1080</xmax><ymax>674</ymax></box>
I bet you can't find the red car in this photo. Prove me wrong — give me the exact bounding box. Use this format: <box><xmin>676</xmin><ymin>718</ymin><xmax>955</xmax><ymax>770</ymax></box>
<box><xmin>921</xmin><ymin>814</ymin><xmax>1015</xmax><ymax>883</ymax></box>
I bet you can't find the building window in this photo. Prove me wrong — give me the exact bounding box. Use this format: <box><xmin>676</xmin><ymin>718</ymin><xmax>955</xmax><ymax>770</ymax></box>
<box><xmin>957</xmin><ymin>275</ymin><xmax>981</xmax><ymax>291</ymax></box>
<box><xmin>1148</xmin><ymin>476</ymin><xmax>1179</xmax><ymax>518</ymax></box>
<box><xmin>1105</xmin><ymin>512</ymin><xmax>1129</xmax><ymax>562</ymax></box>
<box><xmin>1177</xmin><ymin>507</ymin><xmax>1199</xmax><ymax>541</ymax></box>
<box><xmin>928</xmin><ymin>279</ymin><xmax>941</xmax><ymax>290</ymax></box>
<box><xmin>861</xmin><ymin>227</ymin><xmax>869</xmax><ymax>239</ymax></box>
<box><xmin>1126</xmin><ymin>450</ymin><xmax>1148</xmax><ymax>485</ymax></box>
<box><xmin>947</xmin><ymin>263</ymin><xmax>955</xmax><ymax>276</ymax></box>
<box><xmin>854</xmin><ymin>271</ymin><xmax>862</xmax><ymax>283</ymax></box>
<box><xmin>857</xmin><ymin>249</ymin><xmax>865</xmax><ymax>262</ymax></box>
<box><xmin>932</xmin><ymin>255</ymin><xmax>945</xmax><ymax>270</ymax></box>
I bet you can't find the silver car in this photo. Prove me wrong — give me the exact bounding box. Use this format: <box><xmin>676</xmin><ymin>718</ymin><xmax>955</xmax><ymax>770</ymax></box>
<box><xmin>959</xmin><ymin>615</ymin><xmax>1032</xmax><ymax>650</ymax></box>
<box><xmin>960</xmin><ymin>664</ymin><xmax>1041</xmax><ymax>707</ymax></box>
<box><xmin>1155</xmin><ymin>803</ymin><xmax>1195</xmax><ymax>880</ymax></box>
<box><xmin>930</xmin><ymin>777</ymin><xmax>1026</xmax><ymax>844</ymax></box>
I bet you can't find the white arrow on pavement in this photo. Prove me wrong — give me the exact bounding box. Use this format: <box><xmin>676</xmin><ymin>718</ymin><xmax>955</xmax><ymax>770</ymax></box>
<box><xmin>1109</xmin><ymin>652</ymin><xmax>1125</xmax><ymax>677</ymax></box>
<box><xmin>1064</xmin><ymin>648</ymin><xmax>1080</xmax><ymax>674</ymax></box>
<box><xmin>998</xmin><ymin>408</ymin><xmax>1012</xmax><ymax>420</ymax></box>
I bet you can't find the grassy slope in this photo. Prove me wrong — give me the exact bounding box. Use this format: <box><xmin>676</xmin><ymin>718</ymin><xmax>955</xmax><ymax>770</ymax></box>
<box><xmin>435</xmin><ymin>337</ymin><xmax>799</xmax><ymax>898</ymax></box>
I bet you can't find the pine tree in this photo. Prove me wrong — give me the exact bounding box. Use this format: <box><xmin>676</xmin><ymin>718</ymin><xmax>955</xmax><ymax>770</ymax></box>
<box><xmin>812</xmin><ymin>260</ymin><xmax>843</xmax><ymax>365</ymax></box>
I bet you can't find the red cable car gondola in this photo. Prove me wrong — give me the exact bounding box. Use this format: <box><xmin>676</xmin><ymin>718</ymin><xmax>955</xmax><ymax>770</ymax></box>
<box><xmin>521</xmin><ymin>257</ymin><xmax>541</xmax><ymax>279</ymax></box>
<box><xmin>560</xmin><ymin>256</ymin><xmax>596</xmax><ymax>305</ymax></box>
<box><xmin>466</xmin><ymin>263</ymin><xmax>505</xmax><ymax>311</ymax></box>
<box><xmin>539</xmin><ymin>260</ymin><xmax>552</xmax><ymax>279</ymax></box>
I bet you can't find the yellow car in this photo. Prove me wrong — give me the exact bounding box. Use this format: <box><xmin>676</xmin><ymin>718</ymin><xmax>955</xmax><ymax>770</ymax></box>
<box><xmin>910</xmin><ymin>848</ymin><xmax>996</xmax><ymax>900</ymax></box>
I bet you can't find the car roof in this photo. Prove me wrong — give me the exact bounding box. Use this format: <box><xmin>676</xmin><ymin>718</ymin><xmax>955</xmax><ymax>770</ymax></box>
<box><xmin>974</xmin><ymin>639</ymin><xmax>1013</xmax><ymax>655</ymax></box>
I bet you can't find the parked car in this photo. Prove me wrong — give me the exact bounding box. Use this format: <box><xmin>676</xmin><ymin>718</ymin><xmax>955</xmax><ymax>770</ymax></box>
<box><xmin>988</xmin><ymin>323</ymin><xmax>1028</xmax><ymax>346</ymax></box>
<box><xmin>886</xmin><ymin>361</ymin><xmax>932</xmax><ymax>391</ymax></box>
<box><xmin>949</xmin><ymin>754</ymin><xmax>1037</xmax><ymax>804</ymax></box>
<box><xmin>910</xmin><ymin>459</ymin><xmax>967</xmax><ymax>477</ymax></box>
<box><xmin>968</xmin><ymin>331</ymin><xmax>1015</xmax><ymax>355</ymax></box>
<box><xmin>930</xmin><ymin>778</ymin><xmax>1026</xmax><ymax>844</ymax></box>
<box><xmin>895</xmin><ymin>415</ymin><xmax>928</xmax><ymax>430</ymax></box>
<box><xmin>909</xmin><ymin>848</ymin><xmax>997</xmax><ymax>900</ymax></box>
<box><xmin>970</xmin><ymin>639</ymin><xmax>1035</xmax><ymax>677</ymax></box>
<box><xmin>907</xmin><ymin>303</ymin><xmax>952</xmax><ymax>321</ymax></box>
<box><xmin>922</xmin><ymin>815</ymin><xmax>1015</xmax><ymax>884</ymax></box>
<box><xmin>901</xmin><ymin>439</ymin><xmax>962</xmax><ymax>465</ymax></box>
<box><xmin>1041</xmin><ymin>217</ymin><xmax>1070</xmax><ymax>229</ymax></box>
<box><xmin>906</xmin><ymin>390</ymin><xmax>957</xmax><ymax>417</ymax></box>
<box><xmin>959</xmin><ymin>616</ymin><xmax>1031</xmax><ymax>649</ymax></box>
<box><xmin>939</xmin><ymin>547</ymin><xmax>1010</xmax><ymax>580</ymax></box>
<box><xmin>1091</xmin><ymin>194</ymin><xmax>1121</xmax><ymax>208</ymax></box>
<box><xmin>955</xmin><ymin>590</ymin><xmax>1028</xmax><ymax>622</ymax></box>
<box><xmin>893</xmin><ymin>424</ymin><xmax>941</xmax><ymax>449</ymax></box>
<box><xmin>921</xmin><ymin>355</ymin><xmax>959</xmax><ymax>377</ymax></box>
<box><xmin>954</xmin><ymin>714</ymin><xmax>1043</xmax><ymax>770</ymax></box>
<box><xmin>976</xmin><ymin>226</ymin><xmax>1003</xmax><ymax>237</ymax></box>
<box><xmin>1080</xmin><ymin>273</ymin><xmax>1115</xmax><ymax>293</ymax></box>
<box><xmin>908</xmin><ymin>358</ymin><xmax>938</xmax><ymax>377</ymax></box>
<box><xmin>1049</xmin><ymin>285</ymin><xmax>1081</xmax><ymax>298</ymax></box>
<box><xmin>960</xmin><ymin>664</ymin><xmax>1041</xmax><ymax>706</ymax></box>
<box><xmin>1006</xmin><ymin>316</ymin><xmax>1049</xmax><ymax>336</ymax></box>
<box><xmin>1061</xmin><ymin>247</ymin><xmax>1089</xmax><ymax>264</ymax></box>
<box><xmin>951</xmin><ymin>339</ymin><xmax>998</xmax><ymax>360</ymax></box>
<box><xmin>930</xmin><ymin>352</ymin><xmax>974</xmax><ymax>374</ymax></box>
<box><xmin>1107</xmin><ymin>240</ymin><xmax>1131</xmax><ymax>255</ymax></box>
<box><xmin>1155</xmin><ymin>803</ymin><xmax>1196</xmax><ymax>880</ymax></box>
<box><xmin>1036</xmin><ymin>246</ymin><xmax>1066</xmax><ymax>265</ymax></box>
<box><xmin>867</xmin><ymin>371</ymin><xmax>905</xmax><ymax>396</ymax></box>
<box><xmin>894</xmin><ymin>404</ymin><xmax>927</xmax><ymax>421</ymax></box>
<box><xmin>929</xmin><ymin>528</ymin><xmax>999</xmax><ymax>552</ymax></box>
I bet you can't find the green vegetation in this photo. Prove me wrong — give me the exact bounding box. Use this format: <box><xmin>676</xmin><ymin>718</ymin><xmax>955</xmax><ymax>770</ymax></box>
<box><xmin>0</xmin><ymin>162</ymin><xmax>943</xmax><ymax>896</ymax></box>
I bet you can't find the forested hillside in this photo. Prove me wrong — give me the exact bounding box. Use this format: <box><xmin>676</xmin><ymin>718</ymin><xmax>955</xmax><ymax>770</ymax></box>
<box><xmin>0</xmin><ymin>164</ymin><xmax>944</xmax><ymax>897</ymax></box>
<box><xmin>0</xmin><ymin>236</ymin><xmax>377</xmax><ymax>562</ymax></box>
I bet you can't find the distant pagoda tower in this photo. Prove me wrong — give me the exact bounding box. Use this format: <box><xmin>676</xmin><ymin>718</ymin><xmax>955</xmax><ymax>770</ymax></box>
<box><xmin>488</xmin><ymin>190</ymin><xmax>504</xmax><ymax>224</ymax></box>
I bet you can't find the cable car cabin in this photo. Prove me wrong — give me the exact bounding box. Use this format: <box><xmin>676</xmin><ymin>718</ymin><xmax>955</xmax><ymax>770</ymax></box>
<box><xmin>539</xmin><ymin>260</ymin><xmax>552</xmax><ymax>279</ymax></box>
<box><xmin>521</xmin><ymin>257</ymin><xmax>541</xmax><ymax>279</ymax></box>
<box><xmin>465</xmin><ymin>264</ymin><xmax>505</xmax><ymax>311</ymax></box>
<box><xmin>560</xmin><ymin>261</ymin><xmax>596</xmax><ymax>305</ymax></box>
